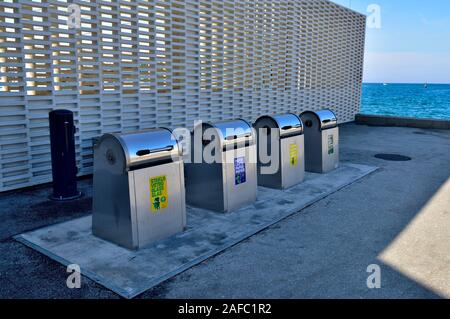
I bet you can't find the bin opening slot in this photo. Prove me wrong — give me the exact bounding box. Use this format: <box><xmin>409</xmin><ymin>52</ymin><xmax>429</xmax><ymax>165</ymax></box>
<box><xmin>136</xmin><ymin>146</ymin><xmax>174</xmax><ymax>157</ymax></box>
<box><xmin>225</xmin><ymin>133</ymin><xmax>252</xmax><ymax>141</ymax></box>
<box><xmin>223</xmin><ymin>140</ymin><xmax>252</xmax><ymax>151</ymax></box>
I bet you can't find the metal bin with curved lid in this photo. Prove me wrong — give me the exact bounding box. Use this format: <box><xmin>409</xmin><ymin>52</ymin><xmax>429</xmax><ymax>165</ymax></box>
<box><xmin>300</xmin><ymin>109</ymin><xmax>339</xmax><ymax>173</ymax></box>
<box><xmin>254</xmin><ymin>113</ymin><xmax>305</xmax><ymax>189</ymax></box>
<box><xmin>92</xmin><ymin>128</ymin><xmax>186</xmax><ymax>250</ymax></box>
<box><xmin>185</xmin><ymin>119</ymin><xmax>257</xmax><ymax>213</ymax></box>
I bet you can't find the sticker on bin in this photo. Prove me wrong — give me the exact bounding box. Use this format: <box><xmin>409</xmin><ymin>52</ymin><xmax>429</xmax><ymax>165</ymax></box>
<box><xmin>289</xmin><ymin>144</ymin><xmax>299</xmax><ymax>167</ymax></box>
<box><xmin>150</xmin><ymin>176</ymin><xmax>168</xmax><ymax>213</ymax></box>
<box><xmin>234</xmin><ymin>157</ymin><xmax>247</xmax><ymax>185</ymax></box>
<box><xmin>328</xmin><ymin>135</ymin><xmax>334</xmax><ymax>155</ymax></box>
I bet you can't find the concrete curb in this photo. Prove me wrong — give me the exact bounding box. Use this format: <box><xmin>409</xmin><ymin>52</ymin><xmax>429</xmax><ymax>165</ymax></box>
<box><xmin>355</xmin><ymin>114</ymin><xmax>450</xmax><ymax>130</ymax></box>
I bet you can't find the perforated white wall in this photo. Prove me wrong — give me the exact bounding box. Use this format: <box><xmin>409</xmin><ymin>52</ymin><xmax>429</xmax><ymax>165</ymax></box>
<box><xmin>0</xmin><ymin>0</ymin><xmax>366</xmax><ymax>192</ymax></box>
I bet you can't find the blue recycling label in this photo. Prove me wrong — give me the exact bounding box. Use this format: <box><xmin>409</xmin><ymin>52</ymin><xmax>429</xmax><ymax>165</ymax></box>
<box><xmin>234</xmin><ymin>157</ymin><xmax>247</xmax><ymax>185</ymax></box>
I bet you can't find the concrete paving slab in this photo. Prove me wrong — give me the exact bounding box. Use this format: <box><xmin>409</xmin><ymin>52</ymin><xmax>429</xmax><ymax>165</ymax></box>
<box><xmin>15</xmin><ymin>163</ymin><xmax>377</xmax><ymax>298</ymax></box>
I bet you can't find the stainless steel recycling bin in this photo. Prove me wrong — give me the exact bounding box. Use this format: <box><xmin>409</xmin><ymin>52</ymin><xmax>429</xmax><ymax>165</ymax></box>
<box><xmin>254</xmin><ymin>114</ymin><xmax>305</xmax><ymax>189</ymax></box>
<box><xmin>185</xmin><ymin>119</ymin><xmax>257</xmax><ymax>213</ymax></box>
<box><xmin>300</xmin><ymin>109</ymin><xmax>339</xmax><ymax>173</ymax></box>
<box><xmin>92</xmin><ymin>129</ymin><xmax>186</xmax><ymax>250</ymax></box>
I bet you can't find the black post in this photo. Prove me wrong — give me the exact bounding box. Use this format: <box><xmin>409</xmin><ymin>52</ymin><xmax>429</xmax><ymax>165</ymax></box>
<box><xmin>49</xmin><ymin>110</ymin><xmax>82</xmax><ymax>201</ymax></box>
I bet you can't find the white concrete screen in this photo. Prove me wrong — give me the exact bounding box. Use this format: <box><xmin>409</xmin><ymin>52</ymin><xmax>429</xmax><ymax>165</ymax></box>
<box><xmin>0</xmin><ymin>0</ymin><xmax>366</xmax><ymax>191</ymax></box>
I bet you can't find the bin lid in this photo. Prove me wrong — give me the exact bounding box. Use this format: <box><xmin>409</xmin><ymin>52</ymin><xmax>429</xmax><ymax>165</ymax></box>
<box><xmin>254</xmin><ymin>113</ymin><xmax>303</xmax><ymax>138</ymax></box>
<box><xmin>98</xmin><ymin>128</ymin><xmax>181</xmax><ymax>170</ymax></box>
<box><xmin>300</xmin><ymin>109</ymin><xmax>338</xmax><ymax>130</ymax></box>
<box><xmin>195</xmin><ymin>119</ymin><xmax>254</xmax><ymax>149</ymax></box>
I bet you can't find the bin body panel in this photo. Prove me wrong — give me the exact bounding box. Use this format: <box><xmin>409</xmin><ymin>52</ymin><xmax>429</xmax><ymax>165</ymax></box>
<box><xmin>254</xmin><ymin>114</ymin><xmax>305</xmax><ymax>190</ymax></box>
<box><xmin>301</xmin><ymin>110</ymin><xmax>339</xmax><ymax>174</ymax></box>
<box><xmin>223</xmin><ymin>145</ymin><xmax>258</xmax><ymax>212</ymax></box>
<box><xmin>132</xmin><ymin>161</ymin><xmax>186</xmax><ymax>247</ymax></box>
<box><xmin>93</xmin><ymin>135</ymin><xmax>138</xmax><ymax>249</ymax></box>
<box><xmin>185</xmin><ymin>119</ymin><xmax>257</xmax><ymax>213</ymax></box>
<box><xmin>185</xmin><ymin>162</ymin><xmax>225</xmax><ymax>212</ymax></box>
<box><xmin>92</xmin><ymin>129</ymin><xmax>186</xmax><ymax>250</ymax></box>
<box><xmin>303</xmin><ymin>124</ymin><xmax>323</xmax><ymax>173</ymax></box>
<box><xmin>256</xmin><ymin>127</ymin><xmax>282</xmax><ymax>189</ymax></box>
<box><xmin>321</xmin><ymin>127</ymin><xmax>340</xmax><ymax>173</ymax></box>
<box><xmin>280</xmin><ymin>135</ymin><xmax>305</xmax><ymax>189</ymax></box>
<box><xmin>92</xmin><ymin>172</ymin><xmax>138</xmax><ymax>250</ymax></box>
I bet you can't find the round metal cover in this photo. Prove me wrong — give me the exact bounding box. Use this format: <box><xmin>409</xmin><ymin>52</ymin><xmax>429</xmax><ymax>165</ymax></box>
<box><xmin>374</xmin><ymin>154</ymin><xmax>412</xmax><ymax>162</ymax></box>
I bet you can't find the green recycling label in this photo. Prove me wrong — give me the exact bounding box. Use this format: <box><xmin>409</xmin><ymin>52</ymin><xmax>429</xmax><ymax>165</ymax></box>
<box><xmin>150</xmin><ymin>175</ymin><xmax>168</xmax><ymax>213</ymax></box>
<box><xmin>328</xmin><ymin>135</ymin><xmax>334</xmax><ymax>155</ymax></box>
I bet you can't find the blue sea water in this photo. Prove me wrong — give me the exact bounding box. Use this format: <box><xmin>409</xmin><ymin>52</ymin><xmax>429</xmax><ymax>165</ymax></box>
<box><xmin>361</xmin><ymin>83</ymin><xmax>450</xmax><ymax>120</ymax></box>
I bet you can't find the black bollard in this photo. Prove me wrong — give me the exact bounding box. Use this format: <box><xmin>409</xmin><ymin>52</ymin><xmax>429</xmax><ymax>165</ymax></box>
<box><xmin>49</xmin><ymin>110</ymin><xmax>82</xmax><ymax>201</ymax></box>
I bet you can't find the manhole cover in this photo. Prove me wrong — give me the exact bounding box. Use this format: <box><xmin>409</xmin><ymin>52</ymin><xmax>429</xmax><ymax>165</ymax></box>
<box><xmin>374</xmin><ymin>154</ymin><xmax>412</xmax><ymax>162</ymax></box>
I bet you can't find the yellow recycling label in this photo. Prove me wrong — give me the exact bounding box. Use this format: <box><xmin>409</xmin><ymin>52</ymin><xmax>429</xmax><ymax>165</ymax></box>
<box><xmin>289</xmin><ymin>144</ymin><xmax>299</xmax><ymax>167</ymax></box>
<box><xmin>150</xmin><ymin>175</ymin><xmax>168</xmax><ymax>213</ymax></box>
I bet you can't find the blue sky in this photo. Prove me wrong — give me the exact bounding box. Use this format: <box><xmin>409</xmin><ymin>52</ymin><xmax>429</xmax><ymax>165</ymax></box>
<box><xmin>331</xmin><ymin>0</ymin><xmax>450</xmax><ymax>84</ymax></box>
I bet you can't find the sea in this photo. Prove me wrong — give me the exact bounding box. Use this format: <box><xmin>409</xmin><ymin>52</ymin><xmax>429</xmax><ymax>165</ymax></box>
<box><xmin>361</xmin><ymin>83</ymin><xmax>450</xmax><ymax>120</ymax></box>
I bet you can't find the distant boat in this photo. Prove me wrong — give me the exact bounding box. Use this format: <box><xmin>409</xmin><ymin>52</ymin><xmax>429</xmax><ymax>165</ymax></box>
<box><xmin>383</xmin><ymin>83</ymin><xmax>388</xmax><ymax>86</ymax></box>
<box><xmin>424</xmin><ymin>83</ymin><xmax>428</xmax><ymax>88</ymax></box>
